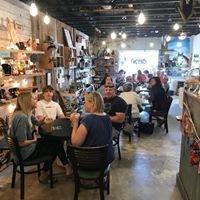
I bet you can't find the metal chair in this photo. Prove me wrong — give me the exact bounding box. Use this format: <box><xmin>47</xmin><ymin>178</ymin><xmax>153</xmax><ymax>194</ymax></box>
<box><xmin>0</xmin><ymin>127</ymin><xmax>54</xmax><ymax>200</ymax></box>
<box><xmin>112</xmin><ymin>128</ymin><xmax>122</xmax><ymax>160</ymax></box>
<box><xmin>68</xmin><ymin>145</ymin><xmax>110</xmax><ymax>200</ymax></box>
<box><xmin>152</xmin><ymin>96</ymin><xmax>173</xmax><ymax>133</ymax></box>
<box><xmin>123</xmin><ymin>104</ymin><xmax>140</xmax><ymax>142</ymax></box>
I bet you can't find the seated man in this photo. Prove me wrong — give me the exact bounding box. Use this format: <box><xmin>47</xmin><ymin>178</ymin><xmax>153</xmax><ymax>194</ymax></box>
<box><xmin>35</xmin><ymin>86</ymin><xmax>65</xmax><ymax>121</ymax></box>
<box><xmin>104</xmin><ymin>83</ymin><xmax>127</xmax><ymax>131</ymax></box>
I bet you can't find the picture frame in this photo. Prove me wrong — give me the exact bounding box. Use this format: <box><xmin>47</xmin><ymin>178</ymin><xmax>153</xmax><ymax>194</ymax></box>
<box><xmin>63</xmin><ymin>28</ymin><xmax>74</xmax><ymax>48</ymax></box>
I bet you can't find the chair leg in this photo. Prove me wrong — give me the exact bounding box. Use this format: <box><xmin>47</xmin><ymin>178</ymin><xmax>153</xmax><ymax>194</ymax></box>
<box><xmin>128</xmin><ymin>133</ymin><xmax>131</xmax><ymax>142</ymax></box>
<box><xmin>99</xmin><ymin>178</ymin><xmax>105</xmax><ymax>200</ymax></box>
<box><xmin>20</xmin><ymin>169</ymin><xmax>25</xmax><ymax>200</ymax></box>
<box><xmin>165</xmin><ymin>118</ymin><xmax>168</xmax><ymax>133</ymax></box>
<box><xmin>117</xmin><ymin>135</ymin><xmax>121</xmax><ymax>160</ymax></box>
<box><xmin>37</xmin><ymin>164</ymin><xmax>41</xmax><ymax>178</ymax></box>
<box><xmin>49</xmin><ymin>164</ymin><xmax>54</xmax><ymax>188</ymax></box>
<box><xmin>11</xmin><ymin>163</ymin><xmax>17</xmax><ymax>188</ymax></box>
<box><xmin>107</xmin><ymin>172</ymin><xmax>110</xmax><ymax>195</ymax></box>
<box><xmin>74</xmin><ymin>179</ymin><xmax>79</xmax><ymax>200</ymax></box>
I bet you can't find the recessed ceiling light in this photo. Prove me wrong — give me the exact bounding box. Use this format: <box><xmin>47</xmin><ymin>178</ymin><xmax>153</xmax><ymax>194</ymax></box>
<box><xmin>128</xmin><ymin>4</ymin><xmax>133</xmax><ymax>8</ymax></box>
<box><xmin>102</xmin><ymin>5</ymin><xmax>112</xmax><ymax>10</ymax></box>
<box><xmin>155</xmin><ymin>30</ymin><xmax>159</xmax><ymax>33</ymax></box>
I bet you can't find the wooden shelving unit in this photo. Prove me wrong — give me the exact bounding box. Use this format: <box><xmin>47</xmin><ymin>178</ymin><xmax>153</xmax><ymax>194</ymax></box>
<box><xmin>1</xmin><ymin>72</ymin><xmax>45</xmax><ymax>80</ymax></box>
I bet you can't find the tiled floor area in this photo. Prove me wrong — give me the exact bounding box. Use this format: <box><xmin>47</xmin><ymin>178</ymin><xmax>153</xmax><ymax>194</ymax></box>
<box><xmin>0</xmin><ymin>98</ymin><xmax>183</xmax><ymax>200</ymax></box>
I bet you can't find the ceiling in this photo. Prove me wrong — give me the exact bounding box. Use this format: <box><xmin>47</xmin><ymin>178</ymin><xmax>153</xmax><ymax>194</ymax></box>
<box><xmin>21</xmin><ymin>0</ymin><xmax>200</xmax><ymax>38</ymax></box>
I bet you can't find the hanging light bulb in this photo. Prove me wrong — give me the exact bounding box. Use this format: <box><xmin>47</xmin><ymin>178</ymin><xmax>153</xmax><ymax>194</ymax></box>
<box><xmin>149</xmin><ymin>42</ymin><xmax>154</xmax><ymax>47</ymax></box>
<box><xmin>102</xmin><ymin>41</ymin><xmax>106</xmax><ymax>46</ymax></box>
<box><xmin>173</xmin><ymin>23</ymin><xmax>180</xmax><ymax>31</ymax></box>
<box><xmin>121</xmin><ymin>42</ymin><xmax>126</xmax><ymax>48</ymax></box>
<box><xmin>111</xmin><ymin>32</ymin><xmax>117</xmax><ymax>40</ymax></box>
<box><xmin>166</xmin><ymin>35</ymin><xmax>171</xmax><ymax>42</ymax></box>
<box><xmin>43</xmin><ymin>13</ymin><xmax>50</xmax><ymax>25</ymax></box>
<box><xmin>30</xmin><ymin>2</ymin><xmax>38</xmax><ymax>17</ymax></box>
<box><xmin>178</xmin><ymin>32</ymin><xmax>186</xmax><ymax>40</ymax></box>
<box><xmin>106</xmin><ymin>48</ymin><xmax>111</xmax><ymax>53</ymax></box>
<box><xmin>138</xmin><ymin>11</ymin><xmax>145</xmax><ymax>25</ymax></box>
<box><xmin>121</xmin><ymin>33</ymin><xmax>127</xmax><ymax>39</ymax></box>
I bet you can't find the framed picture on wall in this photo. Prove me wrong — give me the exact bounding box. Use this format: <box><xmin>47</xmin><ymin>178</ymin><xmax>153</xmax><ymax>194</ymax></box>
<box><xmin>46</xmin><ymin>73</ymin><xmax>52</xmax><ymax>86</ymax></box>
<box><xmin>63</xmin><ymin>28</ymin><xmax>74</xmax><ymax>48</ymax></box>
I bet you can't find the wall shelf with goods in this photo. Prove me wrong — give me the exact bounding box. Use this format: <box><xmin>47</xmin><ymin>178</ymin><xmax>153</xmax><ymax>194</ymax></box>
<box><xmin>0</xmin><ymin>49</ymin><xmax>46</xmax><ymax>118</ymax></box>
<box><xmin>176</xmin><ymin>84</ymin><xmax>200</xmax><ymax>200</ymax></box>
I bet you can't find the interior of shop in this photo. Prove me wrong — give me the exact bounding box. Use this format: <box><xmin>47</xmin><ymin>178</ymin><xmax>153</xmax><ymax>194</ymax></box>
<box><xmin>0</xmin><ymin>0</ymin><xmax>200</xmax><ymax>200</ymax></box>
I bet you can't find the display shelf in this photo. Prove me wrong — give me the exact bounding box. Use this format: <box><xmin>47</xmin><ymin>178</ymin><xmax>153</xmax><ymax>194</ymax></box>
<box><xmin>1</xmin><ymin>72</ymin><xmax>46</xmax><ymax>80</ymax></box>
<box><xmin>0</xmin><ymin>49</ymin><xmax>44</xmax><ymax>55</ymax></box>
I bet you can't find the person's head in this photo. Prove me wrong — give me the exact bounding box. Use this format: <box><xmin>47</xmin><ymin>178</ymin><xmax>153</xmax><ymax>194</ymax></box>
<box><xmin>15</xmin><ymin>92</ymin><xmax>37</xmax><ymax>115</ymax></box>
<box><xmin>101</xmin><ymin>74</ymin><xmax>113</xmax><ymax>86</ymax></box>
<box><xmin>84</xmin><ymin>92</ymin><xmax>104</xmax><ymax>113</ymax></box>
<box><xmin>143</xmin><ymin>70</ymin><xmax>149</xmax><ymax>75</ymax></box>
<box><xmin>123</xmin><ymin>82</ymin><xmax>133</xmax><ymax>92</ymax></box>
<box><xmin>126</xmin><ymin>76</ymin><xmax>133</xmax><ymax>82</ymax></box>
<box><xmin>156</xmin><ymin>70</ymin><xmax>161</xmax><ymax>77</ymax></box>
<box><xmin>118</xmin><ymin>69</ymin><xmax>125</xmax><ymax>75</ymax></box>
<box><xmin>149</xmin><ymin>76</ymin><xmax>162</xmax><ymax>87</ymax></box>
<box><xmin>138</xmin><ymin>70</ymin><xmax>142</xmax><ymax>75</ymax></box>
<box><xmin>42</xmin><ymin>86</ymin><xmax>54</xmax><ymax>102</ymax></box>
<box><xmin>104</xmin><ymin>83</ymin><xmax>116</xmax><ymax>99</ymax></box>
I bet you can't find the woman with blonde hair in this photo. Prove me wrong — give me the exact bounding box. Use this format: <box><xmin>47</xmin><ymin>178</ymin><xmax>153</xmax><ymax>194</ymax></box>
<box><xmin>10</xmin><ymin>92</ymin><xmax>70</xmax><ymax>182</ymax></box>
<box><xmin>70</xmin><ymin>91</ymin><xmax>114</xmax><ymax>165</ymax></box>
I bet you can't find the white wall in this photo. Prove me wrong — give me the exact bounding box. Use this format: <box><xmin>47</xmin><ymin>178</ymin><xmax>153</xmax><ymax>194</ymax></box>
<box><xmin>106</xmin><ymin>37</ymin><xmax>162</xmax><ymax>51</ymax></box>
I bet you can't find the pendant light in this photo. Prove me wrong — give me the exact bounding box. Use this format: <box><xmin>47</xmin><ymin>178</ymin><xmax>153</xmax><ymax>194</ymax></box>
<box><xmin>121</xmin><ymin>33</ymin><xmax>127</xmax><ymax>39</ymax></box>
<box><xmin>111</xmin><ymin>32</ymin><xmax>117</xmax><ymax>40</ymax></box>
<box><xmin>138</xmin><ymin>11</ymin><xmax>145</xmax><ymax>25</ymax></box>
<box><xmin>30</xmin><ymin>2</ymin><xmax>38</xmax><ymax>17</ymax></box>
<box><xmin>43</xmin><ymin>13</ymin><xmax>50</xmax><ymax>25</ymax></box>
<box><xmin>173</xmin><ymin>23</ymin><xmax>180</xmax><ymax>31</ymax></box>
<box><xmin>166</xmin><ymin>35</ymin><xmax>171</xmax><ymax>42</ymax></box>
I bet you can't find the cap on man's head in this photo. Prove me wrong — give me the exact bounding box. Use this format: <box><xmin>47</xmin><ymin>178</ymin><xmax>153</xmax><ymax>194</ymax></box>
<box><xmin>42</xmin><ymin>85</ymin><xmax>54</xmax><ymax>93</ymax></box>
<box><xmin>104</xmin><ymin>83</ymin><xmax>115</xmax><ymax>88</ymax></box>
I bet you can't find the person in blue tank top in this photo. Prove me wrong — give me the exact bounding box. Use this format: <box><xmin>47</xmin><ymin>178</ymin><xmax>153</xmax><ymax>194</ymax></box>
<box><xmin>70</xmin><ymin>92</ymin><xmax>114</xmax><ymax>165</ymax></box>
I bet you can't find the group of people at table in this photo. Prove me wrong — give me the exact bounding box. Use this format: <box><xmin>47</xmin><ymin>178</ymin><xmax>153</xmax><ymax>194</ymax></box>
<box><xmin>9</xmin><ymin>72</ymin><xmax>169</xmax><ymax>183</ymax></box>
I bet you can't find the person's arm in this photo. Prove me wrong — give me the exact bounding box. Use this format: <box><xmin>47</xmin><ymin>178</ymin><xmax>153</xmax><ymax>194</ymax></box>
<box><xmin>12</xmin><ymin>116</ymin><xmax>37</xmax><ymax>147</ymax></box>
<box><xmin>18</xmin><ymin>134</ymin><xmax>37</xmax><ymax>147</ymax></box>
<box><xmin>70</xmin><ymin>113</ymin><xmax>88</xmax><ymax>146</ymax></box>
<box><xmin>110</xmin><ymin>112</ymin><xmax>125</xmax><ymax>123</ymax></box>
<box><xmin>57</xmin><ymin>104</ymin><xmax>65</xmax><ymax>118</ymax></box>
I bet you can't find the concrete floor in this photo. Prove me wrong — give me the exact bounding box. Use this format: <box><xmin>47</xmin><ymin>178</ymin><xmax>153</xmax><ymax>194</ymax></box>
<box><xmin>0</xmin><ymin>98</ymin><xmax>183</xmax><ymax>200</ymax></box>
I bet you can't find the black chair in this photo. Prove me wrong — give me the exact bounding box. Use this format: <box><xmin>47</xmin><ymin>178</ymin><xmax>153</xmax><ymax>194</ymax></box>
<box><xmin>152</xmin><ymin>96</ymin><xmax>173</xmax><ymax>133</ymax></box>
<box><xmin>68</xmin><ymin>145</ymin><xmax>110</xmax><ymax>200</ymax></box>
<box><xmin>112</xmin><ymin>128</ymin><xmax>121</xmax><ymax>160</ymax></box>
<box><xmin>0</xmin><ymin>117</ymin><xmax>10</xmax><ymax>171</ymax></box>
<box><xmin>123</xmin><ymin>104</ymin><xmax>140</xmax><ymax>142</ymax></box>
<box><xmin>0</xmin><ymin>127</ymin><xmax>54</xmax><ymax>200</ymax></box>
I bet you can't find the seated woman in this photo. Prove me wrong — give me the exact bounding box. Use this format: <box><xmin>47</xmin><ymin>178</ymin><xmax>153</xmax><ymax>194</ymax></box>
<box><xmin>70</xmin><ymin>92</ymin><xmax>114</xmax><ymax>166</ymax></box>
<box><xmin>149</xmin><ymin>76</ymin><xmax>168</xmax><ymax>114</ymax></box>
<box><xmin>10</xmin><ymin>92</ymin><xmax>71</xmax><ymax>182</ymax></box>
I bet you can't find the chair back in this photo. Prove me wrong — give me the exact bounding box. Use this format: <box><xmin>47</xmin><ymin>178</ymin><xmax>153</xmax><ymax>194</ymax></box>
<box><xmin>0</xmin><ymin>127</ymin><xmax>22</xmax><ymax>165</ymax></box>
<box><xmin>125</xmin><ymin>104</ymin><xmax>132</xmax><ymax>124</ymax></box>
<box><xmin>68</xmin><ymin>145</ymin><xmax>108</xmax><ymax>172</ymax></box>
<box><xmin>166</xmin><ymin>96</ymin><xmax>173</xmax><ymax>115</ymax></box>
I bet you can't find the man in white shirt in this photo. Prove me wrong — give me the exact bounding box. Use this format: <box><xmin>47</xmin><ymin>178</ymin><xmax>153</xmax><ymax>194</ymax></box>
<box><xmin>119</xmin><ymin>82</ymin><xmax>141</xmax><ymax>118</ymax></box>
<box><xmin>35</xmin><ymin>86</ymin><xmax>65</xmax><ymax>121</ymax></box>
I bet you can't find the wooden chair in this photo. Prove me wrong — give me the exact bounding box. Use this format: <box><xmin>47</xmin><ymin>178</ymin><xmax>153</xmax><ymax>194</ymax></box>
<box><xmin>68</xmin><ymin>145</ymin><xmax>110</xmax><ymax>200</ymax></box>
<box><xmin>0</xmin><ymin>127</ymin><xmax>54</xmax><ymax>200</ymax></box>
<box><xmin>152</xmin><ymin>96</ymin><xmax>173</xmax><ymax>133</ymax></box>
